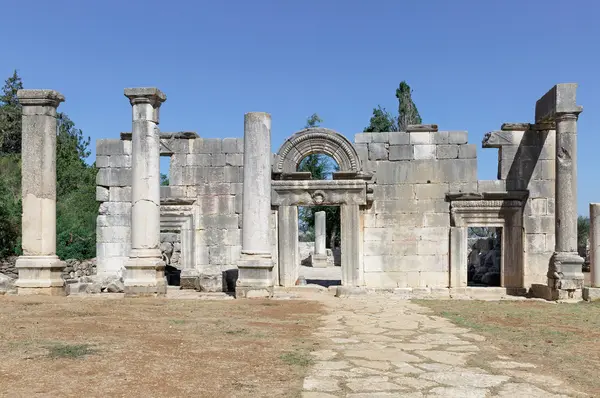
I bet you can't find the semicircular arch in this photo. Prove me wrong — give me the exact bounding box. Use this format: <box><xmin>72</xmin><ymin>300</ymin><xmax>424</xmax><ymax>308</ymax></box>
<box><xmin>273</xmin><ymin>127</ymin><xmax>361</xmax><ymax>174</ymax></box>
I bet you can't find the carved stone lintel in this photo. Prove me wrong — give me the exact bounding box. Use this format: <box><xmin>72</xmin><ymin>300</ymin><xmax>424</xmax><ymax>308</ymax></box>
<box><xmin>272</xmin><ymin>180</ymin><xmax>368</xmax><ymax>206</ymax></box>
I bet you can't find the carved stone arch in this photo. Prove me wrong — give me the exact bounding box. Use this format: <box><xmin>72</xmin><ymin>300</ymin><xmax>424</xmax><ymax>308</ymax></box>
<box><xmin>273</xmin><ymin>128</ymin><xmax>361</xmax><ymax>174</ymax></box>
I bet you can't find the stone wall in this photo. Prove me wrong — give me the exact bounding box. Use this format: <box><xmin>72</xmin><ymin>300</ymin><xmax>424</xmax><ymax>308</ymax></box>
<box><xmin>96</xmin><ymin>134</ymin><xmax>245</xmax><ymax>287</ymax></box>
<box><xmin>482</xmin><ymin>124</ymin><xmax>556</xmax><ymax>286</ymax></box>
<box><xmin>0</xmin><ymin>257</ymin><xmax>96</xmax><ymax>281</ymax></box>
<box><xmin>355</xmin><ymin>128</ymin><xmax>477</xmax><ymax>288</ymax></box>
<box><xmin>96</xmin><ymin>138</ymin><xmax>133</xmax><ymax>277</ymax></box>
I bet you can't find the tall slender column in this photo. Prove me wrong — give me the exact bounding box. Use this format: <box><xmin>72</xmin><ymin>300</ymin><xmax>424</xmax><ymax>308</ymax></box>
<box><xmin>123</xmin><ymin>88</ymin><xmax>167</xmax><ymax>296</ymax></box>
<box><xmin>548</xmin><ymin>110</ymin><xmax>584</xmax><ymax>296</ymax></box>
<box><xmin>311</xmin><ymin>211</ymin><xmax>328</xmax><ymax>268</ymax></box>
<box><xmin>15</xmin><ymin>90</ymin><xmax>65</xmax><ymax>295</ymax></box>
<box><xmin>236</xmin><ymin>112</ymin><xmax>274</xmax><ymax>298</ymax></box>
<box><xmin>590</xmin><ymin>203</ymin><xmax>600</xmax><ymax>288</ymax></box>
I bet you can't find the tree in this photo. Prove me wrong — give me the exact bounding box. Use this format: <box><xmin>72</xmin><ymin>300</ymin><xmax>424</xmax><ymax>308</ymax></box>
<box><xmin>578</xmin><ymin>216</ymin><xmax>590</xmax><ymax>249</ymax></box>
<box><xmin>0</xmin><ymin>71</ymin><xmax>98</xmax><ymax>260</ymax></box>
<box><xmin>364</xmin><ymin>80</ymin><xmax>422</xmax><ymax>132</ymax></box>
<box><xmin>0</xmin><ymin>70</ymin><xmax>24</xmax><ymax>154</ymax></box>
<box><xmin>396</xmin><ymin>81</ymin><xmax>422</xmax><ymax>131</ymax></box>
<box><xmin>160</xmin><ymin>173</ymin><xmax>170</xmax><ymax>186</ymax></box>
<box><xmin>297</xmin><ymin>114</ymin><xmax>341</xmax><ymax>249</ymax></box>
<box><xmin>364</xmin><ymin>106</ymin><xmax>397</xmax><ymax>133</ymax></box>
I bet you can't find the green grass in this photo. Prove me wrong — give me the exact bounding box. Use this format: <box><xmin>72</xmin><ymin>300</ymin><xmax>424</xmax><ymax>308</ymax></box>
<box><xmin>280</xmin><ymin>350</ymin><xmax>313</xmax><ymax>367</ymax></box>
<box><xmin>46</xmin><ymin>343</ymin><xmax>95</xmax><ymax>359</ymax></box>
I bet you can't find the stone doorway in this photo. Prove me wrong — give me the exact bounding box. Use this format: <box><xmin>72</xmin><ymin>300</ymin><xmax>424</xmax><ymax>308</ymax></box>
<box><xmin>272</xmin><ymin>127</ymin><xmax>372</xmax><ymax>288</ymax></box>
<box><xmin>298</xmin><ymin>205</ymin><xmax>342</xmax><ymax>287</ymax></box>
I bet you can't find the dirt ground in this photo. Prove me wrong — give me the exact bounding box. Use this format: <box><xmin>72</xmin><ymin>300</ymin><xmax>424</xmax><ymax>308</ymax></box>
<box><xmin>0</xmin><ymin>296</ymin><xmax>323</xmax><ymax>398</ymax></box>
<box><xmin>417</xmin><ymin>299</ymin><xmax>600</xmax><ymax>396</ymax></box>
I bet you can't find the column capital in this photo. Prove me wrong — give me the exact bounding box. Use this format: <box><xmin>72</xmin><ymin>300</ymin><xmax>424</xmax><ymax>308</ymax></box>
<box><xmin>124</xmin><ymin>87</ymin><xmax>166</xmax><ymax>107</ymax></box>
<box><xmin>555</xmin><ymin>110</ymin><xmax>582</xmax><ymax>122</ymax></box>
<box><xmin>17</xmin><ymin>89</ymin><xmax>65</xmax><ymax>107</ymax></box>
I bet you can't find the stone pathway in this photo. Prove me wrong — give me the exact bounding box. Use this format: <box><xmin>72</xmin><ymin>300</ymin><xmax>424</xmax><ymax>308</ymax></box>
<box><xmin>301</xmin><ymin>295</ymin><xmax>586</xmax><ymax>398</ymax></box>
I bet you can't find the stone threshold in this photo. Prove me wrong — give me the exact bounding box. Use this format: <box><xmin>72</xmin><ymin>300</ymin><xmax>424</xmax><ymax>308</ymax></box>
<box><xmin>334</xmin><ymin>286</ymin><xmax>531</xmax><ymax>301</ymax></box>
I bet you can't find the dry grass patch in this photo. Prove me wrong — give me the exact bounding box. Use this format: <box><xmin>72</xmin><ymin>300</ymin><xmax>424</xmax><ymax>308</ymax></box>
<box><xmin>417</xmin><ymin>299</ymin><xmax>600</xmax><ymax>396</ymax></box>
<box><xmin>0</xmin><ymin>296</ymin><xmax>323</xmax><ymax>397</ymax></box>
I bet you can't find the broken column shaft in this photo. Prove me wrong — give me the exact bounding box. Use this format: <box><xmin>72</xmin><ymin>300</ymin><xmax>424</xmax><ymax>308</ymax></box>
<box><xmin>15</xmin><ymin>89</ymin><xmax>65</xmax><ymax>295</ymax></box>
<box><xmin>123</xmin><ymin>87</ymin><xmax>167</xmax><ymax>296</ymax></box>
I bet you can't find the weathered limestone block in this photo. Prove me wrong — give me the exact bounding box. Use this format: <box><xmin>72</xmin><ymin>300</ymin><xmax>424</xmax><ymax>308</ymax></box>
<box><xmin>195</xmin><ymin>273</ymin><xmax>223</xmax><ymax>292</ymax></box>
<box><xmin>413</xmin><ymin>144</ymin><xmax>436</xmax><ymax>160</ymax></box>
<box><xmin>409</xmin><ymin>132</ymin><xmax>431</xmax><ymax>144</ymax></box>
<box><xmin>389</xmin><ymin>145</ymin><xmax>413</xmax><ymax>160</ymax></box>
<box><xmin>458</xmin><ymin>144</ymin><xmax>477</xmax><ymax>159</ymax></box>
<box><xmin>368</xmin><ymin>143</ymin><xmax>388</xmax><ymax>160</ymax></box>
<box><xmin>354</xmin><ymin>133</ymin><xmax>372</xmax><ymax>144</ymax></box>
<box><xmin>447</xmin><ymin>131</ymin><xmax>468</xmax><ymax>144</ymax></box>
<box><xmin>436</xmin><ymin>145</ymin><xmax>458</xmax><ymax>159</ymax></box>
<box><xmin>15</xmin><ymin>89</ymin><xmax>65</xmax><ymax>296</ymax></box>
<box><xmin>371</xmin><ymin>132</ymin><xmax>388</xmax><ymax>142</ymax></box>
<box><xmin>389</xmin><ymin>131</ymin><xmax>409</xmax><ymax>145</ymax></box>
<box><xmin>192</xmin><ymin>138</ymin><xmax>222</xmax><ymax>154</ymax></box>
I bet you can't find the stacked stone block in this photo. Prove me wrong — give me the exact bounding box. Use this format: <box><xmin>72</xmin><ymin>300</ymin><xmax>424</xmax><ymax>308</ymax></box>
<box><xmin>96</xmin><ymin>139</ymin><xmax>133</xmax><ymax>277</ymax></box>
<box><xmin>168</xmin><ymin>136</ymin><xmax>244</xmax><ymax>285</ymax></box>
<box><xmin>355</xmin><ymin>127</ymin><xmax>477</xmax><ymax>288</ymax></box>
<box><xmin>482</xmin><ymin>124</ymin><xmax>556</xmax><ymax>286</ymax></box>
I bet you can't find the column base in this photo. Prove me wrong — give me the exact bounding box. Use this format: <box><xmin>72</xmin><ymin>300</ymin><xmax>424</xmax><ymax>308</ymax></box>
<box><xmin>583</xmin><ymin>287</ymin><xmax>600</xmax><ymax>301</ymax></box>
<box><xmin>124</xmin><ymin>253</ymin><xmax>167</xmax><ymax>297</ymax></box>
<box><xmin>310</xmin><ymin>253</ymin><xmax>328</xmax><ymax>268</ymax></box>
<box><xmin>235</xmin><ymin>253</ymin><xmax>274</xmax><ymax>299</ymax></box>
<box><xmin>15</xmin><ymin>255</ymin><xmax>65</xmax><ymax>296</ymax></box>
<box><xmin>547</xmin><ymin>251</ymin><xmax>585</xmax><ymax>293</ymax></box>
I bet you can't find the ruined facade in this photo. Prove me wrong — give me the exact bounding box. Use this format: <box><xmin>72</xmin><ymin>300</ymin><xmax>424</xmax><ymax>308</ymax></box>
<box><xmin>11</xmin><ymin>83</ymin><xmax>597</xmax><ymax>300</ymax></box>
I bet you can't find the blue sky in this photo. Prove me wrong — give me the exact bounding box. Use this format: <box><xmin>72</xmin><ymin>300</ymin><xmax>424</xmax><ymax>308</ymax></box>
<box><xmin>2</xmin><ymin>0</ymin><xmax>599</xmax><ymax>215</ymax></box>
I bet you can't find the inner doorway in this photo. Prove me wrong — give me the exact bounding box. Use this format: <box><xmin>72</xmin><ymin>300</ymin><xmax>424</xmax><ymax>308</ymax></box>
<box><xmin>298</xmin><ymin>205</ymin><xmax>342</xmax><ymax>287</ymax></box>
<box><xmin>467</xmin><ymin>226</ymin><xmax>502</xmax><ymax>287</ymax></box>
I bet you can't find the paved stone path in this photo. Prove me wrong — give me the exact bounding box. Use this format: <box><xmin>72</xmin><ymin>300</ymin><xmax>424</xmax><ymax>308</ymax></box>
<box><xmin>301</xmin><ymin>295</ymin><xmax>586</xmax><ymax>398</ymax></box>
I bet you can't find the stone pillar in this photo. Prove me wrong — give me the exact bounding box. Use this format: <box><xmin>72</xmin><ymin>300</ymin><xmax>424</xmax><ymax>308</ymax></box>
<box><xmin>341</xmin><ymin>204</ymin><xmax>362</xmax><ymax>286</ymax></box>
<box><xmin>449</xmin><ymin>227</ymin><xmax>468</xmax><ymax>288</ymax></box>
<box><xmin>548</xmin><ymin>110</ymin><xmax>584</xmax><ymax>298</ymax></box>
<box><xmin>310</xmin><ymin>211</ymin><xmax>328</xmax><ymax>268</ymax></box>
<box><xmin>123</xmin><ymin>88</ymin><xmax>167</xmax><ymax>296</ymax></box>
<box><xmin>590</xmin><ymin>204</ymin><xmax>600</xmax><ymax>288</ymax></box>
<box><xmin>278</xmin><ymin>206</ymin><xmax>299</xmax><ymax>286</ymax></box>
<box><xmin>315</xmin><ymin>211</ymin><xmax>326</xmax><ymax>254</ymax></box>
<box><xmin>15</xmin><ymin>90</ymin><xmax>65</xmax><ymax>295</ymax></box>
<box><xmin>584</xmin><ymin>203</ymin><xmax>600</xmax><ymax>300</ymax></box>
<box><xmin>236</xmin><ymin>112</ymin><xmax>274</xmax><ymax>298</ymax></box>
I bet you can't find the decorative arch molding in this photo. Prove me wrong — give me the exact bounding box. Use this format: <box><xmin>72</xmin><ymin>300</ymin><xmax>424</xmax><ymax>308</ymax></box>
<box><xmin>273</xmin><ymin>128</ymin><xmax>361</xmax><ymax>174</ymax></box>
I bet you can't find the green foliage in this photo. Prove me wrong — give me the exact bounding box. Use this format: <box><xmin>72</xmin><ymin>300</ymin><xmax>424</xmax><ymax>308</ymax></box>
<box><xmin>578</xmin><ymin>216</ymin><xmax>590</xmax><ymax>248</ymax></box>
<box><xmin>0</xmin><ymin>154</ymin><xmax>22</xmax><ymax>257</ymax></box>
<box><xmin>364</xmin><ymin>106</ymin><xmax>397</xmax><ymax>132</ymax></box>
<box><xmin>364</xmin><ymin>80</ymin><xmax>422</xmax><ymax>132</ymax></box>
<box><xmin>304</xmin><ymin>113</ymin><xmax>323</xmax><ymax>129</ymax></box>
<box><xmin>0</xmin><ymin>71</ymin><xmax>97</xmax><ymax>260</ymax></box>
<box><xmin>297</xmin><ymin>113</ymin><xmax>341</xmax><ymax>247</ymax></box>
<box><xmin>0</xmin><ymin>70</ymin><xmax>23</xmax><ymax>154</ymax></box>
<box><xmin>396</xmin><ymin>81</ymin><xmax>422</xmax><ymax>131</ymax></box>
<box><xmin>160</xmin><ymin>173</ymin><xmax>170</xmax><ymax>186</ymax></box>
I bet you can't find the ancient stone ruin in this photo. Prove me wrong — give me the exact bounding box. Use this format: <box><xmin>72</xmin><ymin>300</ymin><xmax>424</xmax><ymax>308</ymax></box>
<box><xmin>7</xmin><ymin>83</ymin><xmax>600</xmax><ymax>301</ymax></box>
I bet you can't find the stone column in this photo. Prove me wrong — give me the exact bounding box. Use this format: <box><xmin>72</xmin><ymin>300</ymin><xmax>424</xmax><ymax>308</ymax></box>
<box><xmin>584</xmin><ymin>203</ymin><xmax>600</xmax><ymax>300</ymax></box>
<box><xmin>236</xmin><ymin>112</ymin><xmax>274</xmax><ymax>298</ymax></box>
<box><xmin>15</xmin><ymin>90</ymin><xmax>65</xmax><ymax>295</ymax></box>
<box><xmin>123</xmin><ymin>88</ymin><xmax>167</xmax><ymax>296</ymax></box>
<box><xmin>341</xmin><ymin>204</ymin><xmax>362</xmax><ymax>286</ymax></box>
<box><xmin>590</xmin><ymin>204</ymin><xmax>600</xmax><ymax>288</ymax></box>
<box><xmin>311</xmin><ymin>211</ymin><xmax>328</xmax><ymax>268</ymax></box>
<box><xmin>278</xmin><ymin>205</ymin><xmax>299</xmax><ymax>286</ymax></box>
<box><xmin>548</xmin><ymin>110</ymin><xmax>585</xmax><ymax>298</ymax></box>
